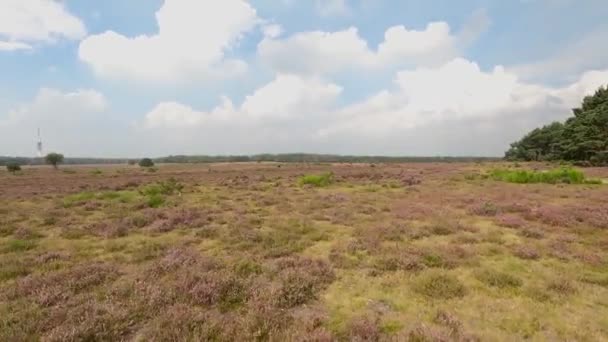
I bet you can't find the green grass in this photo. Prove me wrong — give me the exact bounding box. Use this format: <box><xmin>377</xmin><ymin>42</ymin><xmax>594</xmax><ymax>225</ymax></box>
<box><xmin>63</xmin><ymin>190</ymin><xmax>138</xmax><ymax>207</ymax></box>
<box><xmin>489</xmin><ymin>167</ymin><xmax>600</xmax><ymax>184</ymax></box>
<box><xmin>299</xmin><ymin>172</ymin><xmax>334</xmax><ymax>187</ymax></box>
<box><xmin>2</xmin><ymin>239</ymin><xmax>37</xmax><ymax>253</ymax></box>
<box><xmin>474</xmin><ymin>269</ymin><xmax>523</xmax><ymax>288</ymax></box>
<box><xmin>146</xmin><ymin>194</ymin><xmax>165</xmax><ymax>208</ymax></box>
<box><xmin>412</xmin><ymin>271</ymin><xmax>467</xmax><ymax>299</ymax></box>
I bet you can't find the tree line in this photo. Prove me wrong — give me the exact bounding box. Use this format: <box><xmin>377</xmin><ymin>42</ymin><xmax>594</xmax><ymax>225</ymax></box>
<box><xmin>506</xmin><ymin>85</ymin><xmax>608</xmax><ymax>165</ymax></box>
<box><xmin>2</xmin><ymin>153</ymin><xmax>499</xmax><ymax>167</ymax></box>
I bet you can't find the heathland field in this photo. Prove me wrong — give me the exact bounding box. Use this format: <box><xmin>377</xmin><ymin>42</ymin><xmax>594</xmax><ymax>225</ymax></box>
<box><xmin>1</xmin><ymin>162</ymin><xmax>608</xmax><ymax>341</ymax></box>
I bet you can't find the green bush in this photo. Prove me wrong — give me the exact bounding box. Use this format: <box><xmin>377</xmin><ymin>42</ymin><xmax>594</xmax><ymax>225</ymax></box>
<box><xmin>140</xmin><ymin>178</ymin><xmax>183</xmax><ymax>196</ymax></box>
<box><xmin>412</xmin><ymin>271</ymin><xmax>467</xmax><ymax>299</ymax></box>
<box><xmin>139</xmin><ymin>158</ymin><xmax>155</xmax><ymax>168</ymax></box>
<box><xmin>6</xmin><ymin>162</ymin><xmax>21</xmax><ymax>173</ymax></box>
<box><xmin>147</xmin><ymin>194</ymin><xmax>165</xmax><ymax>208</ymax></box>
<box><xmin>489</xmin><ymin>167</ymin><xmax>599</xmax><ymax>184</ymax></box>
<box><xmin>299</xmin><ymin>172</ymin><xmax>334</xmax><ymax>187</ymax></box>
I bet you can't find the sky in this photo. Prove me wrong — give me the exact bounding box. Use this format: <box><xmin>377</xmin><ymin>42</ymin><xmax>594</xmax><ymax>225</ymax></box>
<box><xmin>1</xmin><ymin>0</ymin><xmax>607</xmax><ymax>158</ymax></box>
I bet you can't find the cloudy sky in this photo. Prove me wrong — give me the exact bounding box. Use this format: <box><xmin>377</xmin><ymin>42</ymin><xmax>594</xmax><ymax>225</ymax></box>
<box><xmin>1</xmin><ymin>0</ymin><xmax>607</xmax><ymax>158</ymax></box>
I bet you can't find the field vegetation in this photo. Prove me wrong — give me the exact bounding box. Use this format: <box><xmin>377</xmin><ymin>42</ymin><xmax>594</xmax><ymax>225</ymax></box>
<box><xmin>489</xmin><ymin>167</ymin><xmax>602</xmax><ymax>184</ymax></box>
<box><xmin>1</xmin><ymin>162</ymin><xmax>608</xmax><ymax>340</ymax></box>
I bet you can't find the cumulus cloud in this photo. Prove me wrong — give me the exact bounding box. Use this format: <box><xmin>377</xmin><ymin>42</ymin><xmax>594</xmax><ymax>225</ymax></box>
<box><xmin>0</xmin><ymin>0</ymin><xmax>85</xmax><ymax>51</ymax></box>
<box><xmin>138</xmin><ymin>58</ymin><xmax>608</xmax><ymax>156</ymax></box>
<box><xmin>258</xmin><ymin>27</ymin><xmax>373</xmax><ymax>74</ymax></box>
<box><xmin>144</xmin><ymin>74</ymin><xmax>342</xmax><ymax>129</ymax></box>
<box><xmin>319</xmin><ymin>59</ymin><xmax>608</xmax><ymax>138</ymax></box>
<box><xmin>0</xmin><ymin>88</ymin><xmax>110</xmax><ymax>156</ymax></box>
<box><xmin>79</xmin><ymin>0</ymin><xmax>260</xmax><ymax>82</ymax></box>
<box><xmin>257</xmin><ymin>12</ymin><xmax>488</xmax><ymax>75</ymax></box>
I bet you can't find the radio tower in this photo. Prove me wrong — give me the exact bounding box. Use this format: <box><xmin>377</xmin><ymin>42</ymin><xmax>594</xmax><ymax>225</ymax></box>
<box><xmin>37</xmin><ymin>128</ymin><xmax>43</xmax><ymax>157</ymax></box>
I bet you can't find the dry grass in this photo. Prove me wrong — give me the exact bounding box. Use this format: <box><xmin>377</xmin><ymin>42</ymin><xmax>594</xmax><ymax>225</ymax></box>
<box><xmin>1</xmin><ymin>162</ymin><xmax>608</xmax><ymax>340</ymax></box>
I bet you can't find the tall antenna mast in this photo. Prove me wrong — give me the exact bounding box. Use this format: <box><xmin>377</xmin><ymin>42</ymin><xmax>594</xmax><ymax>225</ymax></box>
<box><xmin>37</xmin><ymin>128</ymin><xmax>43</xmax><ymax>157</ymax></box>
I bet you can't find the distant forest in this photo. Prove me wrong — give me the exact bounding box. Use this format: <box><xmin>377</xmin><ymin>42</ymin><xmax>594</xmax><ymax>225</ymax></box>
<box><xmin>506</xmin><ymin>85</ymin><xmax>608</xmax><ymax>165</ymax></box>
<box><xmin>0</xmin><ymin>154</ymin><xmax>500</xmax><ymax>166</ymax></box>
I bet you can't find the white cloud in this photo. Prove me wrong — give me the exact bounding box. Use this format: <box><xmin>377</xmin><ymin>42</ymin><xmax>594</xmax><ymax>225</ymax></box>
<box><xmin>319</xmin><ymin>59</ymin><xmax>608</xmax><ymax>138</ymax></box>
<box><xmin>258</xmin><ymin>27</ymin><xmax>373</xmax><ymax>74</ymax></box>
<box><xmin>0</xmin><ymin>41</ymin><xmax>32</xmax><ymax>51</ymax></box>
<box><xmin>144</xmin><ymin>97</ymin><xmax>236</xmax><ymax>129</ymax></box>
<box><xmin>3</xmin><ymin>88</ymin><xmax>106</xmax><ymax>124</ymax></box>
<box><xmin>137</xmin><ymin>60</ymin><xmax>608</xmax><ymax>156</ymax></box>
<box><xmin>315</xmin><ymin>0</ymin><xmax>350</xmax><ymax>16</ymax></box>
<box><xmin>0</xmin><ymin>0</ymin><xmax>85</xmax><ymax>50</ymax></box>
<box><xmin>376</xmin><ymin>22</ymin><xmax>458</xmax><ymax>66</ymax></box>
<box><xmin>144</xmin><ymin>74</ymin><xmax>342</xmax><ymax>128</ymax></box>
<box><xmin>262</xmin><ymin>24</ymin><xmax>283</xmax><ymax>39</ymax></box>
<box><xmin>258</xmin><ymin>21</ymin><xmax>466</xmax><ymax>75</ymax></box>
<box><xmin>0</xmin><ymin>88</ymin><xmax>108</xmax><ymax>156</ymax></box>
<box><xmin>258</xmin><ymin>9</ymin><xmax>490</xmax><ymax>75</ymax></box>
<box><xmin>79</xmin><ymin>0</ymin><xmax>260</xmax><ymax>82</ymax></box>
<box><xmin>241</xmin><ymin>74</ymin><xmax>342</xmax><ymax>119</ymax></box>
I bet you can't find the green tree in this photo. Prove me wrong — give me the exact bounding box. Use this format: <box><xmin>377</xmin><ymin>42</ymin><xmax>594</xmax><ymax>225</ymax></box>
<box><xmin>6</xmin><ymin>162</ymin><xmax>21</xmax><ymax>173</ymax></box>
<box><xmin>45</xmin><ymin>153</ymin><xmax>64</xmax><ymax>169</ymax></box>
<box><xmin>506</xmin><ymin>85</ymin><xmax>608</xmax><ymax>164</ymax></box>
<box><xmin>139</xmin><ymin>158</ymin><xmax>155</xmax><ymax>167</ymax></box>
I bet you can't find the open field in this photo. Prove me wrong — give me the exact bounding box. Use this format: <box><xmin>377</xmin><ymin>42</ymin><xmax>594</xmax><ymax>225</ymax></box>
<box><xmin>1</xmin><ymin>162</ymin><xmax>608</xmax><ymax>341</ymax></box>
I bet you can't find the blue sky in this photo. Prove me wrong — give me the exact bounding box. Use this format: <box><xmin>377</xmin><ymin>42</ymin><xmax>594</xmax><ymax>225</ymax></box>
<box><xmin>1</xmin><ymin>0</ymin><xmax>607</xmax><ymax>157</ymax></box>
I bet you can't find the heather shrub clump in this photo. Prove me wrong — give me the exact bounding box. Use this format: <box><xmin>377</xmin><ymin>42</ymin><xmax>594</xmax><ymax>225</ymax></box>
<box><xmin>475</xmin><ymin>269</ymin><xmax>523</xmax><ymax>288</ymax></box>
<box><xmin>412</xmin><ymin>271</ymin><xmax>467</xmax><ymax>299</ymax></box>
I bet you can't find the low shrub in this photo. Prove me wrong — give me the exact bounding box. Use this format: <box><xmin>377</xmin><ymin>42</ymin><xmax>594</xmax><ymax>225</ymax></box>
<box><xmin>412</xmin><ymin>271</ymin><xmax>467</xmax><ymax>299</ymax></box>
<box><xmin>580</xmin><ymin>273</ymin><xmax>608</xmax><ymax>288</ymax></box>
<box><xmin>474</xmin><ymin>269</ymin><xmax>522</xmax><ymax>288</ymax></box>
<box><xmin>139</xmin><ymin>158</ymin><xmax>155</xmax><ymax>167</ymax></box>
<box><xmin>374</xmin><ymin>254</ymin><xmax>423</xmax><ymax>272</ymax></box>
<box><xmin>140</xmin><ymin>178</ymin><xmax>183</xmax><ymax>197</ymax></box>
<box><xmin>277</xmin><ymin>272</ymin><xmax>316</xmax><ymax>308</ymax></box>
<box><xmin>299</xmin><ymin>172</ymin><xmax>334</xmax><ymax>187</ymax></box>
<box><xmin>427</xmin><ymin>219</ymin><xmax>461</xmax><ymax>235</ymax></box>
<box><xmin>346</xmin><ymin>317</ymin><xmax>381</xmax><ymax>341</ymax></box>
<box><xmin>513</xmin><ymin>245</ymin><xmax>541</xmax><ymax>260</ymax></box>
<box><xmin>518</xmin><ymin>228</ymin><xmax>544</xmax><ymax>239</ymax></box>
<box><xmin>147</xmin><ymin>194</ymin><xmax>165</xmax><ymax>208</ymax></box>
<box><xmin>547</xmin><ymin>278</ymin><xmax>577</xmax><ymax>296</ymax></box>
<box><xmin>406</xmin><ymin>324</ymin><xmax>451</xmax><ymax>341</ymax></box>
<box><xmin>434</xmin><ymin>310</ymin><xmax>463</xmax><ymax>336</ymax></box>
<box><xmin>0</xmin><ymin>258</ymin><xmax>30</xmax><ymax>281</ymax></box>
<box><xmin>469</xmin><ymin>201</ymin><xmax>499</xmax><ymax>216</ymax></box>
<box><xmin>489</xmin><ymin>167</ymin><xmax>600</xmax><ymax>184</ymax></box>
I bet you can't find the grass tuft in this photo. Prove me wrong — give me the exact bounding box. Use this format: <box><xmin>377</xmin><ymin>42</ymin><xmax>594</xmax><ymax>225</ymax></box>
<box><xmin>412</xmin><ymin>271</ymin><xmax>467</xmax><ymax>299</ymax></box>
<box><xmin>299</xmin><ymin>172</ymin><xmax>334</xmax><ymax>187</ymax></box>
<box><xmin>474</xmin><ymin>269</ymin><xmax>523</xmax><ymax>288</ymax></box>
